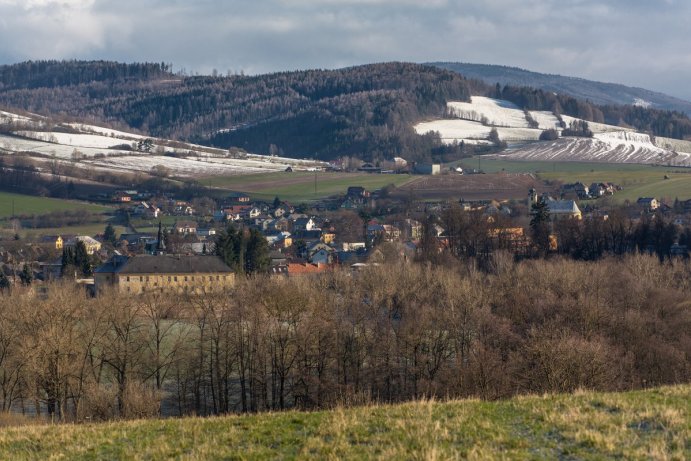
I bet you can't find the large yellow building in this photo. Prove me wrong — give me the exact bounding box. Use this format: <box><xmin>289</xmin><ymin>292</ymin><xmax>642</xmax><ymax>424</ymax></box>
<box><xmin>94</xmin><ymin>254</ymin><xmax>234</xmax><ymax>295</ymax></box>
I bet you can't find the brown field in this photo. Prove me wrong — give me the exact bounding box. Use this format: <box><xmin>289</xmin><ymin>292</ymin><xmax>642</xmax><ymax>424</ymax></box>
<box><xmin>394</xmin><ymin>173</ymin><xmax>551</xmax><ymax>201</ymax></box>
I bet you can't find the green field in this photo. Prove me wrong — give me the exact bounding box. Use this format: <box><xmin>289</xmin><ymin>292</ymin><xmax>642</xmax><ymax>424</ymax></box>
<box><xmin>0</xmin><ymin>386</ymin><xmax>686</xmax><ymax>460</ymax></box>
<box><xmin>200</xmin><ymin>171</ymin><xmax>416</xmax><ymax>202</ymax></box>
<box><xmin>460</xmin><ymin>157</ymin><xmax>691</xmax><ymax>201</ymax></box>
<box><xmin>0</xmin><ymin>192</ymin><xmax>111</xmax><ymax>218</ymax></box>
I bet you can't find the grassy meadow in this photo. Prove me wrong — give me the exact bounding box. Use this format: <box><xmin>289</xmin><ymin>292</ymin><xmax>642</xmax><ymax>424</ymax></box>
<box><xmin>460</xmin><ymin>157</ymin><xmax>691</xmax><ymax>202</ymax></box>
<box><xmin>0</xmin><ymin>191</ymin><xmax>111</xmax><ymax>218</ymax></box>
<box><xmin>200</xmin><ymin>171</ymin><xmax>416</xmax><ymax>202</ymax></box>
<box><xmin>0</xmin><ymin>385</ymin><xmax>687</xmax><ymax>460</ymax></box>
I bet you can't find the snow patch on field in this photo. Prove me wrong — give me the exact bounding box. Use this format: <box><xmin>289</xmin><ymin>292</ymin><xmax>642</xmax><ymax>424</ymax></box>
<box><xmin>415</xmin><ymin>119</ymin><xmax>491</xmax><ymax>142</ymax></box>
<box><xmin>448</xmin><ymin>97</ymin><xmax>530</xmax><ymax>128</ymax></box>
<box><xmin>528</xmin><ymin>111</ymin><xmax>561</xmax><ymax>130</ymax></box>
<box><xmin>414</xmin><ymin>119</ymin><xmax>542</xmax><ymax>144</ymax></box>
<box><xmin>16</xmin><ymin>131</ymin><xmax>131</xmax><ymax>149</ymax></box>
<box><xmin>66</xmin><ymin>123</ymin><xmax>147</xmax><ymax>141</ymax></box>
<box><xmin>494</xmin><ymin>134</ymin><xmax>691</xmax><ymax>166</ymax></box>
<box><xmin>560</xmin><ymin>115</ymin><xmax>631</xmax><ymax>134</ymax></box>
<box><xmin>85</xmin><ymin>155</ymin><xmax>288</xmax><ymax>177</ymax></box>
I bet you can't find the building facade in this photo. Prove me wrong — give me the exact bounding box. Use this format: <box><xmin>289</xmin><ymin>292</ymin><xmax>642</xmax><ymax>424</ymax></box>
<box><xmin>95</xmin><ymin>254</ymin><xmax>234</xmax><ymax>295</ymax></box>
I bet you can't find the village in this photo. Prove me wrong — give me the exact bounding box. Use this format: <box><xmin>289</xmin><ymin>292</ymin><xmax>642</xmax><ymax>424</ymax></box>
<box><xmin>1</xmin><ymin>175</ymin><xmax>690</xmax><ymax>296</ymax></box>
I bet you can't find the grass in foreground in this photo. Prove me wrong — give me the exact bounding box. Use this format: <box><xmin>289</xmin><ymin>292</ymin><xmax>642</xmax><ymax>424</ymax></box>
<box><xmin>200</xmin><ymin>171</ymin><xmax>415</xmax><ymax>202</ymax></box>
<box><xmin>0</xmin><ymin>385</ymin><xmax>687</xmax><ymax>460</ymax></box>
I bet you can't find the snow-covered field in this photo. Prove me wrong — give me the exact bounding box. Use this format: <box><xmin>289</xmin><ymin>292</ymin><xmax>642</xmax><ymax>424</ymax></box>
<box><xmin>85</xmin><ymin>155</ymin><xmax>287</xmax><ymax>176</ymax></box>
<box><xmin>494</xmin><ymin>133</ymin><xmax>691</xmax><ymax>166</ymax></box>
<box><xmin>560</xmin><ymin>115</ymin><xmax>631</xmax><ymax>134</ymax></box>
<box><xmin>415</xmin><ymin>119</ymin><xmax>492</xmax><ymax>142</ymax></box>
<box><xmin>528</xmin><ymin>111</ymin><xmax>561</xmax><ymax>130</ymax></box>
<box><xmin>413</xmin><ymin>95</ymin><xmax>686</xmax><ymax>166</ymax></box>
<box><xmin>16</xmin><ymin>131</ymin><xmax>135</xmax><ymax>149</ymax></box>
<box><xmin>0</xmin><ymin>109</ymin><xmax>326</xmax><ymax>177</ymax></box>
<box><xmin>447</xmin><ymin>97</ymin><xmax>530</xmax><ymax>127</ymax></box>
<box><xmin>66</xmin><ymin>123</ymin><xmax>147</xmax><ymax>141</ymax></box>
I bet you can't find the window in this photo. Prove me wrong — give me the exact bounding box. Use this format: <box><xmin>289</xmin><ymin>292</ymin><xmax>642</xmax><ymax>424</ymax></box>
<box><xmin>168</xmin><ymin>276</ymin><xmax>171</xmax><ymax>282</ymax></box>
<box><xmin>146</xmin><ymin>276</ymin><xmax>150</xmax><ymax>282</ymax></box>
<box><xmin>174</xmin><ymin>276</ymin><xmax>178</xmax><ymax>282</ymax></box>
<box><xmin>140</xmin><ymin>276</ymin><xmax>143</xmax><ymax>282</ymax></box>
<box><xmin>126</xmin><ymin>276</ymin><xmax>130</xmax><ymax>282</ymax></box>
<box><xmin>184</xmin><ymin>276</ymin><xmax>188</xmax><ymax>282</ymax></box>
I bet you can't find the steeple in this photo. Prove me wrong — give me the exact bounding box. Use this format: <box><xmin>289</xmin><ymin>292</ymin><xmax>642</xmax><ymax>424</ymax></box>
<box><xmin>156</xmin><ymin>221</ymin><xmax>166</xmax><ymax>255</ymax></box>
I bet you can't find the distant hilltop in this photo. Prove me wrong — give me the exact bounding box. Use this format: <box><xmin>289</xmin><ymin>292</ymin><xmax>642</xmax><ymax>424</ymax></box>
<box><xmin>431</xmin><ymin>62</ymin><xmax>691</xmax><ymax>116</ymax></box>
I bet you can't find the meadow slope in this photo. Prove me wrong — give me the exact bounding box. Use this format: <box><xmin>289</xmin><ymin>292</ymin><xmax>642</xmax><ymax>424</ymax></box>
<box><xmin>0</xmin><ymin>386</ymin><xmax>687</xmax><ymax>460</ymax></box>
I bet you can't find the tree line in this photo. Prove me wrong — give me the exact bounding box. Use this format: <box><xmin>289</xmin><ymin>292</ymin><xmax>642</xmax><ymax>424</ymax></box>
<box><xmin>0</xmin><ymin>254</ymin><xmax>688</xmax><ymax>422</ymax></box>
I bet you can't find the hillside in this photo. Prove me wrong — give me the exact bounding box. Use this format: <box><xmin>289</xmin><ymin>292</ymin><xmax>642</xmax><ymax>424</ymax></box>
<box><xmin>0</xmin><ymin>61</ymin><xmax>472</xmax><ymax>163</ymax></box>
<box><xmin>2</xmin><ymin>60</ymin><xmax>691</xmax><ymax>165</ymax></box>
<box><xmin>0</xmin><ymin>386</ymin><xmax>687</xmax><ymax>460</ymax></box>
<box><xmin>415</xmin><ymin>95</ymin><xmax>691</xmax><ymax>166</ymax></box>
<box><xmin>0</xmin><ymin>109</ymin><xmax>324</xmax><ymax>181</ymax></box>
<box><xmin>432</xmin><ymin>62</ymin><xmax>691</xmax><ymax>116</ymax></box>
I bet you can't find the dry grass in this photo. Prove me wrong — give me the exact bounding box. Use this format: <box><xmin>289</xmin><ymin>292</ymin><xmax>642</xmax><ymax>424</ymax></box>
<box><xmin>0</xmin><ymin>385</ymin><xmax>687</xmax><ymax>460</ymax></box>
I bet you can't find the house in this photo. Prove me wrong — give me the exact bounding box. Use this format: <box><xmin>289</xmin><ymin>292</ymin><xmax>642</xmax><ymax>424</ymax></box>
<box><xmin>413</xmin><ymin>163</ymin><xmax>441</xmax><ymax>175</ymax></box>
<box><xmin>367</xmin><ymin>224</ymin><xmax>402</xmax><ymax>242</ymax></box>
<box><xmin>287</xmin><ymin>262</ymin><xmax>331</xmax><ymax>277</ymax></box>
<box><xmin>346</xmin><ymin>186</ymin><xmax>370</xmax><ymax>199</ymax></box>
<box><xmin>544</xmin><ymin>199</ymin><xmax>582</xmax><ymax>220</ymax></box>
<box><xmin>66</xmin><ymin>236</ymin><xmax>102</xmax><ymax>255</ymax></box>
<box><xmin>637</xmin><ymin>197</ymin><xmax>659</xmax><ymax>211</ymax></box>
<box><xmin>173</xmin><ymin>221</ymin><xmax>198</xmax><ymax>235</ymax></box>
<box><xmin>133</xmin><ymin>201</ymin><xmax>161</xmax><ymax>219</ymax></box>
<box><xmin>112</xmin><ymin>191</ymin><xmax>132</xmax><ymax>203</ymax></box>
<box><xmin>307</xmin><ymin>242</ymin><xmax>336</xmax><ymax>264</ymax></box>
<box><xmin>197</xmin><ymin>228</ymin><xmax>217</xmax><ymax>238</ymax></box>
<box><xmin>561</xmin><ymin>182</ymin><xmax>589</xmax><ymax>200</ymax></box>
<box><xmin>94</xmin><ymin>254</ymin><xmax>234</xmax><ymax>295</ymax></box>
<box><xmin>227</xmin><ymin>192</ymin><xmax>251</xmax><ymax>203</ymax></box>
<box><xmin>41</xmin><ymin>235</ymin><xmax>64</xmax><ymax>250</ymax></box>
<box><xmin>292</xmin><ymin>217</ymin><xmax>316</xmax><ymax>232</ymax></box>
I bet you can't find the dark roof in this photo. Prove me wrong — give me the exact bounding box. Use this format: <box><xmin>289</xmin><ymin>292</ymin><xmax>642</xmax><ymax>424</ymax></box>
<box><xmin>96</xmin><ymin>255</ymin><xmax>233</xmax><ymax>275</ymax></box>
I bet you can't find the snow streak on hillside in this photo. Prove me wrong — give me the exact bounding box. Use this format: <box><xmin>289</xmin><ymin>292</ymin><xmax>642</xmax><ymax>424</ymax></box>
<box><xmin>447</xmin><ymin>97</ymin><xmax>530</xmax><ymax>128</ymax></box>
<box><xmin>0</xmin><ymin>111</ymin><xmax>325</xmax><ymax>177</ymax></box>
<box><xmin>414</xmin><ymin>95</ymin><xmax>689</xmax><ymax>166</ymax></box>
<box><xmin>494</xmin><ymin>133</ymin><xmax>691</xmax><ymax>166</ymax></box>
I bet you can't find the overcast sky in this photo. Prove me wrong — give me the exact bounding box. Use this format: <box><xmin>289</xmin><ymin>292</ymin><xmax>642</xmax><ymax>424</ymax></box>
<box><xmin>1</xmin><ymin>0</ymin><xmax>690</xmax><ymax>99</ymax></box>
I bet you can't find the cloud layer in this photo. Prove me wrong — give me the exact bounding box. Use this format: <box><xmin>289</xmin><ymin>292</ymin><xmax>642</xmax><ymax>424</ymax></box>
<box><xmin>0</xmin><ymin>0</ymin><xmax>689</xmax><ymax>99</ymax></box>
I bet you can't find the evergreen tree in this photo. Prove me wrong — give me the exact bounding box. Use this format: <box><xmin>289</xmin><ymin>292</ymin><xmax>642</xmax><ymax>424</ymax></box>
<box><xmin>0</xmin><ymin>270</ymin><xmax>9</xmax><ymax>292</ymax></box>
<box><xmin>104</xmin><ymin>223</ymin><xmax>117</xmax><ymax>245</ymax></box>
<box><xmin>61</xmin><ymin>247</ymin><xmax>76</xmax><ymax>276</ymax></box>
<box><xmin>74</xmin><ymin>241</ymin><xmax>92</xmax><ymax>277</ymax></box>
<box><xmin>19</xmin><ymin>263</ymin><xmax>32</xmax><ymax>285</ymax></box>
<box><xmin>245</xmin><ymin>229</ymin><xmax>270</xmax><ymax>274</ymax></box>
<box><xmin>215</xmin><ymin>226</ymin><xmax>269</xmax><ymax>274</ymax></box>
<box><xmin>530</xmin><ymin>199</ymin><xmax>551</xmax><ymax>255</ymax></box>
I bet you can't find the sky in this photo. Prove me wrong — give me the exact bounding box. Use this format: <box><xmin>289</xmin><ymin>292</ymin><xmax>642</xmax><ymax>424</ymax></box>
<box><xmin>0</xmin><ymin>0</ymin><xmax>690</xmax><ymax>100</ymax></box>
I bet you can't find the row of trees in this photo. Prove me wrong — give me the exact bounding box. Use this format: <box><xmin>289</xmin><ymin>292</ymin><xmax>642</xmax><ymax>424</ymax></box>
<box><xmin>0</xmin><ymin>254</ymin><xmax>688</xmax><ymax>421</ymax></box>
<box><xmin>429</xmin><ymin>204</ymin><xmax>691</xmax><ymax>265</ymax></box>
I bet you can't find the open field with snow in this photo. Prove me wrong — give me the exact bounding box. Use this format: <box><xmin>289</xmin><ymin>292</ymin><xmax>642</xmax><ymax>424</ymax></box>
<box><xmin>448</xmin><ymin>97</ymin><xmax>531</xmax><ymax>127</ymax></box>
<box><xmin>414</xmin><ymin>96</ymin><xmax>685</xmax><ymax>167</ymax></box>
<box><xmin>0</xmin><ymin>110</ymin><xmax>326</xmax><ymax>179</ymax></box>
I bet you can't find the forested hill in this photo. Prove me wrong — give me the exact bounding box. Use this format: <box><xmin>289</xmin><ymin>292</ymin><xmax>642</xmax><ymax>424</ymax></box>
<box><xmin>432</xmin><ymin>62</ymin><xmax>691</xmax><ymax>116</ymax></box>
<box><xmin>1</xmin><ymin>59</ymin><xmax>691</xmax><ymax>162</ymax></box>
<box><xmin>0</xmin><ymin>60</ymin><xmax>172</xmax><ymax>90</ymax></box>
<box><xmin>0</xmin><ymin>61</ymin><xmax>473</xmax><ymax>162</ymax></box>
